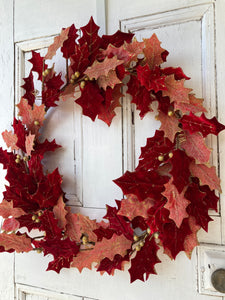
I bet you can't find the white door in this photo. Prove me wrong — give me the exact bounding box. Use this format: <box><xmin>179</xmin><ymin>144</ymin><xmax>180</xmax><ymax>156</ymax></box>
<box><xmin>0</xmin><ymin>0</ymin><xmax>225</xmax><ymax>299</ymax></box>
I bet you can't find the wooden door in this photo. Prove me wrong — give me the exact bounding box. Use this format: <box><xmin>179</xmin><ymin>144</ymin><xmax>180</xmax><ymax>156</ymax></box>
<box><xmin>0</xmin><ymin>0</ymin><xmax>225</xmax><ymax>299</ymax></box>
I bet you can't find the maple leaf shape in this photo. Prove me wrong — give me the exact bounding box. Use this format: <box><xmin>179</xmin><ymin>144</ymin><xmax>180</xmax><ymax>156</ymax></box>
<box><xmin>42</xmin><ymin>73</ymin><xmax>64</xmax><ymax>108</ymax></box>
<box><xmin>128</xmin><ymin>236</ymin><xmax>160</xmax><ymax>283</ymax></box>
<box><xmin>123</xmin><ymin>39</ymin><xmax>145</xmax><ymax>64</ymax></box>
<box><xmin>189</xmin><ymin>162</ymin><xmax>221</xmax><ymax>193</ymax></box>
<box><xmin>169</xmin><ymin>149</ymin><xmax>193</xmax><ymax>193</ymax></box>
<box><xmin>2</xmin><ymin>217</ymin><xmax>20</xmax><ymax>232</ymax></box>
<box><xmin>181</xmin><ymin>131</ymin><xmax>211</xmax><ymax>164</ymax></box>
<box><xmin>183</xmin><ymin>216</ymin><xmax>200</xmax><ymax>258</ymax></box>
<box><xmin>97</xmin><ymin>253</ymin><xmax>130</xmax><ymax>276</ymax></box>
<box><xmin>0</xmin><ymin>233</ymin><xmax>33</xmax><ymax>252</ymax></box>
<box><xmin>53</xmin><ymin>195</ymin><xmax>68</xmax><ymax>230</ymax></box>
<box><xmin>103</xmin><ymin>203</ymin><xmax>133</xmax><ymax>240</ymax></box>
<box><xmin>137</xmin><ymin>130</ymin><xmax>174</xmax><ymax>171</ymax></box>
<box><xmin>162</xmin><ymin>178</ymin><xmax>190</xmax><ymax>228</ymax></box>
<box><xmin>85</xmin><ymin>56</ymin><xmax>123</xmax><ymax>81</ymax></box>
<box><xmin>181</xmin><ymin>112</ymin><xmax>225</xmax><ymax>137</ymax></box>
<box><xmin>0</xmin><ymin>200</ymin><xmax>25</xmax><ymax>218</ymax></box>
<box><xmin>65</xmin><ymin>212</ymin><xmax>98</xmax><ymax>243</ymax></box>
<box><xmin>199</xmin><ymin>183</ymin><xmax>219</xmax><ymax>212</ymax></box>
<box><xmin>93</xmin><ymin>226</ymin><xmax>114</xmax><ymax>242</ymax></box>
<box><xmin>39</xmin><ymin>211</ymin><xmax>62</xmax><ymax>239</ymax></box>
<box><xmin>174</xmin><ymin>94</ymin><xmax>207</xmax><ymax>114</ymax></box>
<box><xmin>79</xmin><ymin>16</ymin><xmax>102</xmax><ymax>62</ymax></box>
<box><xmin>161</xmin><ymin>67</ymin><xmax>190</xmax><ymax>80</ymax></box>
<box><xmin>45</xmin><ymin>26</ymin><xmax>70</xmax><ymax>60</ymax></box>
<box><xmin>69</xmin><ymin>43</ymin><xmax>90</xmax><ymax>76</ymax></box>
<box><xmin>25</xmin><ymin>132</ymin><xmax>35</xmax><ymax>156</ymax></box>
<box><xmin>98</xmin><ymin>84</ymin><xmax>123</xmax><ymax>126</ymax></box>
<box><xmin>114</xmin><ymin>169</ymin><xmax>169</xmax><ymax>202</ymax></box>
<box><xmin>13</xmin><ymin>118</ymin><xmax>27</xmax><ymax>152</ymax></box>
<box><xmin>21</xmin><ymin>71</ymin><xmax>35</xmax><ymax>106</ymax></box>
<box><xmin>71</xmin><ymin>234</ymin><xmax>132</xmax><ymax>272</ymax></box>
<box><xmin>143</xmin><ymin>34</ymin><xmax>166</xmax><ymax>69</ymax></box>
<box><xmin>61</xmin><ymin>24</ymin><xmax>78</xmax><ymax>58</ymax></box>
<box><xmin>185</xmin><ymin>180</ymin><xmax>211</xmax><ymax>231</ymax></box>
<box><xmin>162</xmin><ymin>75</ymin><xmax>192</xmax><ymax>104</ymax></box>
<box><xmin>101</xmin><ymin>30</ymin><xmax>134</xmax><ymax>49</ymax></box>
<box><xmin>97</xmin><ymin>70</ymin><xmax>121</xmax><ymax>90</ymax></box>
<box><xmin>17</xmin><ymin>98</ymin><xmax>46</xmax><ymax>135</ymax></box>
<box><xmin>118</xmin><ymin>194</ymin><xmax>153</xmax><ymax>220</ymax></box>
<box><xmin>75</xmin><ymin>82</ymin><xmax>104</xmax><ymax>121</ymax></box>
<box><xmin>137</xmin><ymin>65</ymin><xmax>167</xmax><ymax>93</ymax></box>
<box><xmin>156</xmin><ymin>111</ymin><xmax>181</xmax><ymax>142</ymax></box>
<box><xmin>159</xmin><ymin>218</ymin><xmax>192</xmax><ymax>259</ymax></box>
<box><xmin>34</xmin><ymin>139</ymin><xmax>61</xmax><ymax>157</ymax></box>
<box><xmin>0</xmin><ymin>147</ymin><xmax>12</xmax><ymax>169</ymax></box>
<box><xmin>127</xmin><ymin>75</ymin><xmax>155</xmax><ymax>118</ymax></box>
<box><xmin>28</xmin><ymin>51</ymin><xmax>47</xmax><ymax>81</ymax></box>
<box><xmin>2</xmin><ymin>130</ymin><xmax>19</xmax><ymax>151</ymax></box>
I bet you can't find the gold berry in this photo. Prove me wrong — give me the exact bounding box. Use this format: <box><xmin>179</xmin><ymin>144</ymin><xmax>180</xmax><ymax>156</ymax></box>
<box><xmin>36</xmin><ymin>249</ymin><xmax>42</xmax><ymax>254</ymax></box>
<box><xmin>84</xmin><ymin>76</ymin><xmax>89</xmax><ymax>81</ymax></box>
<box><xmin>42</xmin><ymin>71</ymin><xmax>46</xmax><ymax>77</ymax></box>
<box><xmin>34</xmin><ymin>120</ymin><xmax>39</xmax><ymax>126</ymax></box>
<box><xmin>158</xmin><ymin>155</ymin><xmax>164</xmax><ymax>162</ymax></box>
<box><xmin>44</xmin><ymin>69</ymin><xmax>50</xmax><ymax>76</ymax></box>
<box><xmin>74</xmin><ymin>71</ymin><xmax>80</xmax><ymax>78</ymax></box>
<box><xmin>168</xmin><ymin>111</ymin><xmax>174</xmax><ymax>117</ymax></box>
<box><xmin>136</xmin><ymin>245</ymin><xmax>141</xmax><ymax>251</ymax></box>
<box><xmin>169</xmin><ymin>152</ymin><xmax>173</xmax><ymax>158</ymax></box>
<box><xmin>133</xmin><ymin>235</ymin><xmax>139</xmax><ymax>242</ymax></box>
<box><xmin>37</xmin><ymin>211</ymin><xmax>43</xmax><ymax>217</ymax></box>
<box><xmin>32</xmin><ymin>215</ymin><xmax>37</xmax><ymax>221</ymax></box>
<box><xmin>139</xmin><ymin>241</ymin><xmax>144</xmax><ymax>247</ymax></box>
<box><xmin>70</xmin><ymin>79</ymin><xmax>75</xmax><ymax>84</ymax></box>
<box><xmin>82</xmin><ymin>236</ymin><xmax>88</xmax><ymax>244</ymax></box>
<box><xmin>23</xmin><ymin>156</ymin><xmax>28</xmax><ymax>161</ymax></box>
<box><xmin>80</xmin><ymin>81</ymin><xmax>85</xmax><ymax>89</ymax></box>
<box><xmin>35</xmin><ymin>218</ymin><xmax>40</xmax><ymax>223</ymax></box>
<box><xmin>71</xmin><ymin>74</ymin><xmax>76</xmax><ymax>80</ymax></box>
<box><xmin>154</xmin><ymin>232</ymin><xmax>159</xmax><ymax>239</ymax></box>
<box><xmin>147</xmin><ymin>228</ymin><xmax>151</xmax><ymax>234</ymax></box>
<box><xmin>15</xmin><ymin>158</ymin><xmax>20</xmax><ymax>164</ymax></box>
<box><xmin>16</xmin><ymin>154</ymin><xmax>20</xmax><ymax>159</ymax></box>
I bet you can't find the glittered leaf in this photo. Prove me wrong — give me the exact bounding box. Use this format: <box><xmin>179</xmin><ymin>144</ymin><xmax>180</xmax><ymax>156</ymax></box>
<box><xmin>97</xmin><ymin>253</ymin><xmax>129</xmax><ymax>275</ymax></box>
<box><xmin>137</xmin><ymin>65</ymin><xmax>166</xmax><ymax>93</ymax></box>
<box><xmin>0</xmin><ymin>233</ymin><xmax>33</xmax><ymax>252</ymax></box>
<box><xmin>25</xmin><ymin>132</ymin><xmax>35</xmax><ymax>156</ymax></box>
<box><xmin>61</xmin><ymin>24</ymin><xmax>78</xmax><ymax>58</ymax></box>
<box><xmin>156</xmin><ymin>111</ymin><xmax>181</xmax><ymax>142</ymax></box>
<box><xmin>174</xmin><ymin>94</ymin><xmax>207</xmax><ymax>114</ymax></box>
<box><xmin>2</xmin><ymin>217</ymin><xmax>20</xmax><ymax>232</ymax></box>
<box><xmin>0</xmin><ymin>200</ymin><xmax>25</xmax><ymax>218</ymax></box>
<box><xmin>2</xmin><ymin>130</ymin><xmax>19</xmax><ymax>151</ymax></box>
<box><xmin>45</xmin><ymin>27</ymin><xmax>70</xmax><ymax>60</ymax></box>
<box><xmin>183</xmin><ymin>216</ymin><xmax>200</xmax><ymax>258</ymax></box>
<box><xmin>53</xmin><ymin>195</ymin><xmax>68</xmax><ymax>230</ymax></box>
<box><xmin>143</xmin><ymin>34</ymin><xmax>166</xmax><ymax>69</ymax></box>
<box><xmin>162</xmin><ymin>178</ymin><xmax>190</xmax><ymax>228</ymax></box>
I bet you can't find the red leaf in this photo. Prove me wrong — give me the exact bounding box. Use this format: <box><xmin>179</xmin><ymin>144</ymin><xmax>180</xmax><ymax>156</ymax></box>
<box><xmin>137</xmin><ymin>65</ymin><xmax>166</xmax><ymax>93</ymax></box>
<box><xmin>45</xmin><ymin>27</ymin><xmax>70</xmax><ymax>60</ymax></box>
<box><xmin>189</xmin><ymin>162</ymin><xmax>221</xmax><ymax>193</ymax></box>
<box><xmin>143</xmin><ymin>34</ymin><xmax>166</xmax><ymax>69</ymax></box>
<box><xmin>13</xmin><ymin>118</ymin><xmax>27</xmax><ymax>152</ymax></box>
<box><xmin>2</xmin><ymin>217</ymin><xmax>20</xmax><ymax>232</ymax></box>
<box><xmin>118</xmin><ymin>194</ymin><xmax>153</xmax><ymax>220</ymax></box>
<box><xmin>97</xmin><ymin>253</ymin><xmax>130</xmax><ymax>276</ymax></box>
<box><xmin>34</xmin><ymin>139</ymin><xmax>61</xmax><ymax>157</ymax></box>
<box><xmin>128</xmin><ymin>236</ymin><xmax>160</xmax><ymax>283</ymax></box>
<box><xmin>61</xmin><ymin>24</ymin><xmax>78</xmax><ymax>58</ymax></box>
<box><xmin>28</xmin><ymin>51</ymin><xmax>47</xmax><ymax>81</ymax></box>
<box><xmin>181</xmin><ymin>112</ymin><xmax>225</xmax><ymax>137</ymax></box>
<box><xmin>16</xmin><ymin>214</ymin><xmax>42</xmax><ymax>232</ymax></box>
<box><xmin>0</xmin><ymin>233</ymin><xmax>33</xmax><ymax>252</ymax></box>
<box><xmin>162</xmin><ymin>178</ymin><xmax>190</xmax><ymax>228</ymax></box>
<box><xmin>162</xmin><ymin>75</ymin><xmax>192</xmax><ymax>104</ymax></box>
<box><xmin>53</xmin><ymin>195</ymin><xmax>68</xmax><ymax>230</ymax></box>
<box><xmin>39</xmin><ymin>211</ymin><xmax>62</xmax><ymax>239</ymax></box>
<box><xmin>101</xmin><ymin>30</ymin><xmax>134</xmax><ymax>49</ymax></box>
<box><xmin>21</xmin><ymin>71</ymin><xmax>35</xmax><ymax>106</ymax></box>
<box><xmin>114</xmin><ymin>169</ymin><xmax>169</xmax><ymax>202</ymax></box>
<box><xmin>169</xmin><ymin>149</ymin><xmax>193</xmax><ymax>193</ymax></box>
<box><xmin>156</xmin><ymin>111</ymin><xmax>181</xmax><ymax>142</ymax></box>
<box><xmin>162</xmin><ymin>67</ymin><xmax>190</xmax><ymax>80</ymax></box>
<box><xmin>181</xmin><ymin>131</ymin><xmax>211</xmax><ymax>164</ymax></box>
<box><xmin>183</xmin><ymin>216</ymin><xmax>200</xmax><ymax>258</ymax></box>
<box><xmin>75</xmin><ymin>82</ymin><xmax>104</xmax><ymax>121</ymax></box>
<box><xmin>0</xmin><ymin>200</ymin><xmax>25</xmax><ymax>218</ymax></box>
<box><xmin>70</xmin><ymin>43</ymin><xmax>90</xmax><ymax>76</ymax></box>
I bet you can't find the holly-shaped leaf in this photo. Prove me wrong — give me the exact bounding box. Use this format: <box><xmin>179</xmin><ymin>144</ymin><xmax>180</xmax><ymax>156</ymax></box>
<box><xmin>118</xmin><ymin>194</ymin><xmax>153</xmax><ymax>220</ymax></box>
<box><xmin>189</xmin><ymin>162</ymin><xmax>221</xmax><ymax>193</ymax></box>
<box><xmin>28</xmin><ymin>51</ymin><xmax>47</xmax><ymax>81</ymax></box>
<box><xmin>0</xmin><ymin>199</ymin><xmax>25</xmax><ymax>218</ymax></box>
<box><xmin>128</xmin><ymin>236</ymin><xmax>160</xmax><ymax>283</ymax></box>
<box><xmin>61</xmin><ymin>24</ymin><xmax>78</xmax><ymax>59</ymax></box>
<box><xmin>25</xmin><ymin>132</ymin><xmax>35</xmax><ymax>156</ymax></box>
<box><xmin>97</xmin><ymin>253</ymin><xmax>130</xmax><ymax>275</ymax></box>
<box><xmin>143</xmin><ymin>34</ymin><xmax>166</xmax><ymax>69</ymax></box>
<box><xmin>21</xmin><ymin>71</ymin><xmax>35</xmax><ymax>106</ymax></box>
<box><xmin>181</xmin><ymin>112</ymin><xmax>225</xmax><ymax>137</ymax></box>
<box><xmin>181</xmin><ymin>131</ymin><xmax>211</xmax><ymax>164</ymax></box>
<box><xmin>45</xmin><ymin>26</ymin><xmax>70</xmax><ymax>60</ymax></box>
<box><xmin>162</xmin><ymin>75</ymin><xmax>192</xmax><ymax>104</ymax></box>
<box><xmin>65</xmin><ymin>212</ymin><xmax>98</xmax><ymax>243</ymax></box>
<box><xmin>162</xmin><ymin>178</ymin><xmax>190</xmax><ymax>228</ymax></box>
<box><xmin>0</xmin><ymin>233</ymin><xmax>33</xmax><ymax>252</ymax></box>
<box><xmin>2</xmin><ymin>130</ymin><xmax>19</xmax><ymax>151</ymax></box>
<box><xmin>71</xmin><ymin>234</ymin><xmax>132</xmax><ymax>272</ymax></box>
<box><xmin>174</xmin><ymin>94</ymin><xmax>207</xmax><ymax>114</ymax></box>
<box><xmin>53</xmin><ymin>195</ymin><xmax>68</xmax><ymax>230</ymax></box>
<box><xmin>169</xmin><ymin>149</ymin><xmax>193</xmax><ymax>193</ymax></box>
<box><xmin>156</xmin><ymin>111</ymin><xmax>181</xmax><ymax>142</ymax></box>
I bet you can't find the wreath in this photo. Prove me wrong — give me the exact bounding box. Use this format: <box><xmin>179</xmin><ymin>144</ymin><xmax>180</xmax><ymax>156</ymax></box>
<box><xmin>0</xmin><ymin>17</ymin><xmax>224</xmax><ymax>283</ymax></box>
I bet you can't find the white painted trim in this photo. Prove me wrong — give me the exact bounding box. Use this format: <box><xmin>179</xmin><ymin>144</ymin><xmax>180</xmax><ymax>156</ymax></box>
<box><xmin>96</xmin><ymin>0</ymin><xmax>106</xmax><ymax>35</ymax></box>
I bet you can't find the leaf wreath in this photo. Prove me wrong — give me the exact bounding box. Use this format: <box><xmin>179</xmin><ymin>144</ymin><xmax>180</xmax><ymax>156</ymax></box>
<box><xmin>0</xmin><ymin>17</ymin><xmax>224</xmax><ymax>283</ymax></box>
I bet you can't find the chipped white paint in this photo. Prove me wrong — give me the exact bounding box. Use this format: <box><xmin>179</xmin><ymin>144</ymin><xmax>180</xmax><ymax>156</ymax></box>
<box><xmin>0</xmin><ymin>0</ymin><xmax>225</xmax><ymax>299</ymax></box>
